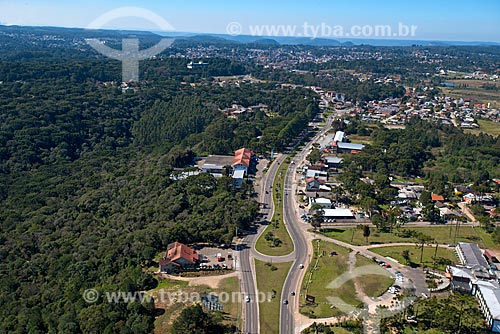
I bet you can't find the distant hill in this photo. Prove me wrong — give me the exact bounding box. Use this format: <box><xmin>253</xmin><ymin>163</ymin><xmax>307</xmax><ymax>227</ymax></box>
<box><xmin>1</xmin><ymin>24</ymin><xmax>499</xmax><ymax>47</ymax></box>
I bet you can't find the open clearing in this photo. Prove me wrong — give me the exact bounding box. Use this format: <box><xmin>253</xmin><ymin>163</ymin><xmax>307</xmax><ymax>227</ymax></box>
<box><xmin>466</xmin><ymin>119</ymin><xmax>500</xmax><ymax>136</ymax></box>
<box><xmin>371</xmin><ymin>245</ymin><xmax>457</xmax><ymax>271</ymax></box>
<box><xmin>255</xmin><ymin>260</ymin><xmax>292</xmax><ymax>334</ymax></box>
<box><xmin>151</xmin><ymin>276</ymin><xmax>240</xmax><ymax>334</ymax></box>
<box><xmin>300</xmin><ymin>240</ymin><xmax>362</xmax><ymax>319</ymax></box>
<box><xmin>320</xmin><ymin>225</ymin><xmax>495</xmax><ymax>249</ymax></box>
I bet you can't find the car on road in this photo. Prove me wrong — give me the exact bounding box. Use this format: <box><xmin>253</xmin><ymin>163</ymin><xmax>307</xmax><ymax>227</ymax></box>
<box><xmin>245</xmin><ymin>296</ymin><xmax>250</xmax><ymax>303</ymax></box>
<box><xmin>291</xmin><ymin>291</ymin><xmax>295</xmax><ymax>296</ymax></box>
<box><xmin>283</xmin><ymin>299</ymin><xmax>288</xmax><ymax>305</ymax></box>
<box><xmin>299</xmin><ymin>264</ymin><xmax>304</xmax><ymax>269</ymax></box>
<box><xmin>384</xmin><ymin>264</ymin><xmax>392</xmax><ymax>268</ymax></box>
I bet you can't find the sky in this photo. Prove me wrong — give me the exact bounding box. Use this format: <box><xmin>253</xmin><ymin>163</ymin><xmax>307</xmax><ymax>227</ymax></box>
<box><xmin>0</xmin><ymin>0</ymin><xmax>499</xmax><ymax>42</ymax></box>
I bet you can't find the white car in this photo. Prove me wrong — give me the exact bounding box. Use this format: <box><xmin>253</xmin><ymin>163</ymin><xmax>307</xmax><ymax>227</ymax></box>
<box><xmin>245</xmin><ymin>296</ymin><xmax>251</xmax><ymax>303</ymax></box>
<box><xmin>299</xmin><ymin>264</ymin><xmax>304</xmax><ymax>269</ymax></box>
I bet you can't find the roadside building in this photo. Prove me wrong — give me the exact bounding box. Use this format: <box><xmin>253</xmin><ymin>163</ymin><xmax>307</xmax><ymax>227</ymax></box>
<box><xmin>309</xmin><ymin>197</ymin><xmax>332</xmax><ymax>209</ymax></box>
<box><xmin>232</xmin><ymin>169</ymin><xmax>245</xmax><ymax>188</ymax></box>
<box><xmin>322</xmin><ymin>208</ymin><xmax>355</xmax><ymax>220</ymax></box>
<box><xmin>232</xmin><ymin>148</ymin><xmax>253</xmax><ymax>176</ymax></box>
<box><xmin>305</xmin><ymin>169</ymin><xmax>328</xmax><ymax>182</ymax></box>
<box><xmin>324</xmin><ymin>156</ymin><xmax>343</xmax><ymax>170</ymax></box>
<box><xmin>201</xmin><ymin>155</ymin><xmax>234</xmax><ymax>177</ymax></box>
<box><xmin>331</xmin><ymin>131</ymin><xmax>365</xmax><ymax>154</ymax></box>
<box><xmin>159</xmin><ymin>242</ymin><xmax>201</xmax><ymax>273</ymax></box>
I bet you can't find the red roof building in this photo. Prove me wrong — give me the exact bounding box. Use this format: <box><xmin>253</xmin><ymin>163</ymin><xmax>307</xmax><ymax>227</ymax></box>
<box><xmin>431</xmin><ymin>194</ymin><xmax>445</xmax><ymax>202</ymax></box>
<box><xmin>159</xmin><ymin>242</ymin><xmax>201</xmax><ymax>273</ymax></box>
<box><xmin>232</xmin><ymin>148</ymin><xmax>252</xmax><ymax>168</ymax></box>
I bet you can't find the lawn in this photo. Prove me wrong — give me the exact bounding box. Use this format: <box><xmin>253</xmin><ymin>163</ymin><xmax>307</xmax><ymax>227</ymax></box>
<box><xmin>320</xmin><ymin>225</ymin><xmax>494</xmax><ymax>249</ymax></box>
<box><xmin>300</xmin><ymin>240</ymin><xmax>362</xmax><ymax>319</ymax></box>
<box><xmin>348</xmin><ymin>134</ymin><xmax>373</xmax><ymax>145</ymax></box>
<box><xmin>466</xmin><ymin>119</ymin><xmax>500</xmax><ymax>136</ymax></box>
<box><xmin>255</xmin><ymin>260</ymin><xmax>293</xmax><ymax>334</ymax></box>
<box><xmin>371</xmin><ymin>245</ymin><xmax>457</xmax><ymax>270</ymax></box>
<box><xmin>255</xmin><ymin>160</ymin><xmax>294</xmax><ymax>256</ymax></box>
<box><xmin>355</xmin><ymin>255</ymin><xmax>394</xmax><ymax>298</ymax></box>
<box><xmin>151</xmin><ymin>276</ymin><xmax>240</xmax><ymax>334</ymax></box>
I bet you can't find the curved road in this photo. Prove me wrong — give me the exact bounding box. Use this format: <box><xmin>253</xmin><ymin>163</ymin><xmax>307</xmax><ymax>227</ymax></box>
<box><xmin>241</xmin><ymin>154</ymin><xmax>287</xmax><ymax>334</ymax></box>
<box><xmin>280</xmin><ymin>116</ymin><xmax>336</xmax><ymax>334</ymax></box>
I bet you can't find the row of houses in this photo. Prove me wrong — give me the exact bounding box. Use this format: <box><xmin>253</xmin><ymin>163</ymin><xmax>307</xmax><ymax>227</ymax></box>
<box><xmin>447</xmin><ymin>242</ymin><xmax>500</xmax><ymax>332</ymax></box>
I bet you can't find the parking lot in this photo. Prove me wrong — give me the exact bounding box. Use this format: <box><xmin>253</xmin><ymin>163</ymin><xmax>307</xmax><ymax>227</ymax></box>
<box><xmin>197</xmin><ymin>246</ymin><xmax>235</xmax><ymax>270</ymax></box>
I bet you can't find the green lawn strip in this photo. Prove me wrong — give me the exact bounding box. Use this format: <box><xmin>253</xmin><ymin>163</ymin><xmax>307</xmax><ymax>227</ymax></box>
<box><xmin>319</xmin><ymin>226</ymin><xmax>494</xmax><ymax>248</ymax></box>
<box><xmin>255</xmin><ymin>160</ymin><xmax>294</xmax><ymax>256</ymax></box>
<box><xmin>217</xmin><ymin>276</ymin><xmax>241</xmax><ymax>329</ymax></box>
<box><xmin>150</xmin><ymin>276</ymin><xmax>240</xmax><ymax>334</ymax></box>
<box><xmin>355</xmin><ymin>255</ymin><xmax>394</xmax><ymax>298</ymax></box>
<box><xmin>300</xmin><ymin>240</ymin><xmax>362</xmax><ymax>319</ymax></box>
<box><xmin>255</xmin><ymin>260</ymin><xmax>293</xmax><ymax>334</ymax></box>
<box><xmin>371</xmin><ymin>245</ymin><xmax>457</xmax><ymax>271</ymax></box>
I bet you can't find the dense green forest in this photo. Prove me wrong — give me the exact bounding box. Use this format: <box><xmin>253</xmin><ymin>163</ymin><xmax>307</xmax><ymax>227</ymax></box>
<box><xmin>0</xmin><ymin>39</ymin><xmax>319</xmax><ymax>332</ymax></box>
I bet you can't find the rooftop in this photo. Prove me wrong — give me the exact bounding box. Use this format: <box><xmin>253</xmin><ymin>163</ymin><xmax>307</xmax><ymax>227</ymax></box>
<box><xmin>322</xmin><ymin>208</ymin><xmax>354</xmax><ymax>218</ymax></box>
<box><xmin>334</xmin><ymin>131</ymin><xmax>345</xmax><ymax>143</ymax></box>
<box><xmin>312</xmin><ymin>198</ymin><xmax>332</xmax><ymax>205</ymax></box>
<box><xmin>166</xmin><ymin>242</ymin><xmax>200</xmax><ymax>264</ymax></box>
<box><xmin>202</xmin><ymin>155</ymin><xmax>235</xmax><ymax>169</ymax></box>
<box><xmin>431</xmin><ymin>194</ymin><xmax>445</xmax><ymax>201</ymax></box>
<box><xmin>232</xmin><ymin>169</ymin><xmax>245</xmax><ymax>179</ymax></box>
<box><xmin>325</xmin><ymin>156</ymin><xmax>344</xmax><ymax>164</ymax></box>
<box><xmin>337</xmin><ymin>142</ymin><xmax>365</xmax><ymax>151</ymax></box>
<box><xmin>232</xmin><ymin>148</ymin><xmax>252</xmax><ymax>168</ymax></box>
<box><xmin>456</xmin><ymin>242</ymin><xmax>489</xmax><ymax>269</ymax></box>
<box><xmin>477</xmin><ymin>285</ymin><xmax>500</xmax><ymax>320</ymax></box>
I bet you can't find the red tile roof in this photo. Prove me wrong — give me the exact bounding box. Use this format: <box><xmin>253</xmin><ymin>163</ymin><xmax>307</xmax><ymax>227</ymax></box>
<box><xmin>166</xmin><ymin>242</ymin><xmax>200</xmax><ymax>264</ymax></box>
<box><xmin>232</xmin><ymin>148</ymin><xmax>252</xmax><ymax>167</ymax></box>
<box><xmin>431</xmin><ymin>194</ymin><xmax>445</xmax><ymax>201</ymax></box>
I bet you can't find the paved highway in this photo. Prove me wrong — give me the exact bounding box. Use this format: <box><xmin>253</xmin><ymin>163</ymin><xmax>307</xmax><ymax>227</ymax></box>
<box><xmin>280</xmin><ymin>116</ymin><xmax>335</xmax><ymax>334</ymax></box>
<box><xmin>241</xmin><ymin>154</ymin><xmax>286</xmax><ymax>334</ymax></box>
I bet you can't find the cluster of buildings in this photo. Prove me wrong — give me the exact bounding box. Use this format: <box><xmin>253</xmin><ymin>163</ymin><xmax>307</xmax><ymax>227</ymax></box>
<box><xmin>356</xmin><ymin>91</ymin><xmax>499</xmax><ymax>128</ymax></box>
<box><xmin>200</xmin><ymin>148</ymin><xmax>256</xmax><ymax>188</ymax></box>
<box><xmin>299</xmin><ymin>131</ymin><xmax>369</xmax><ymax>221</ymax></box>
<box><xmin>446</xmin><ymin>242</ymin><xmax>500</xmax><ymax>332</ymax></box>
<box><xmin>221</xmin><ymin>103</ymin><xmax>269</xmax><ymax>119</ymax></box>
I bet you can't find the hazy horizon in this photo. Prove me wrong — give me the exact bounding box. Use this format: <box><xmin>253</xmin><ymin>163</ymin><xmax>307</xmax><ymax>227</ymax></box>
<box><xmin>0</xmin><ymin>0</ymin><xmax>499</xmax><ymax>43</ymax></box>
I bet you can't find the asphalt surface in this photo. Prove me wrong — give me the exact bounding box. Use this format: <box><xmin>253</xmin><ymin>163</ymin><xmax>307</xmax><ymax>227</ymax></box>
<box><xmin>280</xmin><ymin>117</ymin><xmax>335</xmax><ymax>334</ymax></box>
<box><xmin>241</xmin><ymin>154</ymin><xmax>286</xmax><ymax>334</ymax></box>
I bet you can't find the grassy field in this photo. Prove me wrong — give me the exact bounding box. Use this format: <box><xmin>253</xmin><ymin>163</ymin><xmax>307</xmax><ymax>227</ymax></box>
<box><xmin>442</xmin><ymin>79</ymin><xmax>500</xmax><ymax>106</ymax></box>
<box><xmin>371</xmin><ymin>245</ymin><xmax>457</xmax><ymax>270</ymax></box>
<box><xmin>151</xmin><ymin>276</ymin><xmax>240</xmax><ymax>334</ymax></box>
<box><xmin>348</xmin><ymin>134</ymin><xmax>373</xmax><ymax>145</ymax></box>
<box><xmin>355</xmin><ymin>255</ymin><xmax>394</xmax><ymax>298</ymax></box>
<box><xmin>319</xmin><ymin>225</ymin><xmax>495</xmax><ymax>249</ymax></box>
<box><xmin>466</xmin><ymin>119</ymin><xmax>500</xmax><ymax>136</ymax></box>
<box><xmin>255</xmin><ymin>160</ymin><xmax>294</xmax><ymax>256</ymax></box>
<box><xmin>255</xmin><ymin>260</ymin><xmax>292</xmax><ymax>334</ymax></box>
<box><xmin>300</xmin><ymin>240</ymin><xmax>362</xmax><ymax>319</ymax></box>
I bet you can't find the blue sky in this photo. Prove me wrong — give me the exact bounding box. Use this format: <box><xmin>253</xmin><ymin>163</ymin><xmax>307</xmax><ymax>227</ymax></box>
<box><xmin>0</xmin><ymin>0</ymin><xmax>499</xmax><ymax>42</ymax></box>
